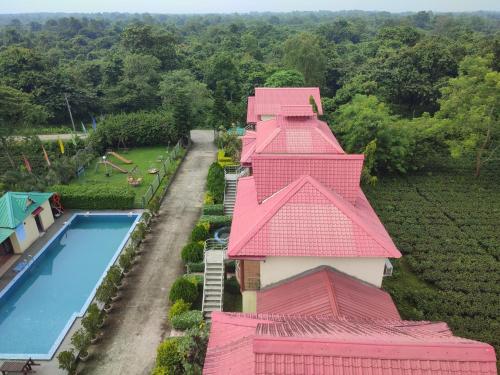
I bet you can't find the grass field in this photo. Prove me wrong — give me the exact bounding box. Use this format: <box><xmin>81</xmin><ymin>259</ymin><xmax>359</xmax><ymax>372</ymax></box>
<box><xmin>71</xmin><ymin>146</ymin><xmax>171</xmax><ymax>206</ymax></box>
<box><xmin>366</xmin><ymin>160</ymin><xmax>500</xmax><ymax>355</ymax></box>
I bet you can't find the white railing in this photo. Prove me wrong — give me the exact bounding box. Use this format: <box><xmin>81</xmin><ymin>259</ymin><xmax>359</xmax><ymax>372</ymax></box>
<box><xmin>245</xmin><ymin>124</ymin><xmax>255</xmax><ymax>131</ymax></box>
<box><xmin>204</xmin><ymin>238</ymin><xmax>228</xmax><ymax>252</ymax></box>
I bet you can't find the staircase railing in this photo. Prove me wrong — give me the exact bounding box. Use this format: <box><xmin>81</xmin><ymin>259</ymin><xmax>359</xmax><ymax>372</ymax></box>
<box><xmin>202</xmin><ymin>240</ymin><xmax>227</xmax><ymax>318</ymax></box>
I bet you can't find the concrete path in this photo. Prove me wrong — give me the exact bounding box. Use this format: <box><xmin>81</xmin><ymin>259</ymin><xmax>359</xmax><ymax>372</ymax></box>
<box><xmin>80</xmin><ymin>130</ymin><xmax>215</xmax><ymax>375</ymax></box>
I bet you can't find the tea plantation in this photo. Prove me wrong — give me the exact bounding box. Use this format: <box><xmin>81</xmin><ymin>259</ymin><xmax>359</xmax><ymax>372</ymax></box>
<box><xmin>366</xmin><ymin>160</ymin><xmax>500</xmax><ymax>355</ymax></box>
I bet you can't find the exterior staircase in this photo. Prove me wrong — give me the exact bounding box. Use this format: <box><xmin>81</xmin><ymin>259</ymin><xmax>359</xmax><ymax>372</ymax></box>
<box><xmin>223</xmin><ymin>166</ymin><xmax>249</xmax><ymax>216</ymax></box>
<box><xmin>202</xmin><ymin>239</ymin><xmax>226</xmax><ymax>322</ymax></box>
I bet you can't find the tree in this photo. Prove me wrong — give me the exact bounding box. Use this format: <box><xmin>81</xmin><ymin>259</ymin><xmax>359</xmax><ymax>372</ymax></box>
<box><xmin>204</xmin><ymin>52</ymin><xmax>240</xmax><ymax>101</ymax></box>
<box><xmin>172</xmin><ymin>91</ymin><xmax>191</xmax><ymax>144</ymax></box>
<box><xmin>265</xmin><ymin>69</ymin><xmax>305</xmax><ymax>87</ymax></box>
<box><xmin>0</xmin><ymin>85</ymin><xmax>49</xmax><ymax>130</ymax></box>
<box><xmin>283</xmin><ymin>32</ymin><xmax>327</xmax><ymax>86</ymax></box>
<box><xmin>159</xmin><ymin>69</ymin><xmax>213</xmax><ymax>128</ymax></box>
<box><xmin>211</xmin><ymin>81</ymin><xmax>230</xmax><ymax>129</ymax></box>
<box><xmin>437</xmin><ymin>55</ymin><xmax>500</xmax><ymax>176</ymax></box>
<box><xmin>121</xmin><ymin>24</ymin><xmax>177</xmax><ymax>70</ymax></box>
<box><xmin>334</xmin><ymin>95</ymin><xmax>412</xmax><ymax>174</ymax></box>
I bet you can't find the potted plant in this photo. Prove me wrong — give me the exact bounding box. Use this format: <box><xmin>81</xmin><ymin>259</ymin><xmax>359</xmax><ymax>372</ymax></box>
<box><xmin>119</xmin><ymin>252</ymin><xmax>133</xmax><ymax>276</ymax></box>
<box><xmin>107</xmin><ymin>265</ymin><xmax>123</xmax><ymax>288</ymax></box>
<box><xmin>82</xmin><ymin>303</ymin><xmax>102</xmax><ymax>342</ymax></box>
<box><xmin>96</xmin><ymin>279</ymin><xmax>115</xmax><ymax>313</ymax></box>
<box><xmin>57</xmin><ymin>349</ymin><xmax>77</xmax><ymax>375</ymax></box>
<box><xmin>71</xmin><ymin>328</ymin><xmax>91</xmax><ymax>361</ymax></box>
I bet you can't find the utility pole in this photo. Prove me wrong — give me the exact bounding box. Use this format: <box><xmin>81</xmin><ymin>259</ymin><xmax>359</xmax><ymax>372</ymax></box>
<box><xmin>64</xmin><ymin>93</ymin><xmax>76</xmax><ymax>133</ymax></box>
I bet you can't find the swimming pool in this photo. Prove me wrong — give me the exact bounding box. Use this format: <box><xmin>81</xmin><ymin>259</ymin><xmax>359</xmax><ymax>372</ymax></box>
<box><xmin>0</xmin><ymin>213</ymin><xmax>140</xmax><ymax>359</ymax></box>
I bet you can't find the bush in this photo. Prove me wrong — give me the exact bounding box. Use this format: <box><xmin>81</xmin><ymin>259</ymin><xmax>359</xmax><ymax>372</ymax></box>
<box><xmin>87</xmin><ymin>110</ymin><xmax>180</xmax><ymax>153</ymax></box>
<box><xmin>71</xmin><ymin>328</ymin><xmax>90</xmax><ymax>357</ymax></box>
<box><xmin>206</xmin><ymin>162</ymin><xmax>225</xmax><ymax>203</ymax></box>
<box><xmin>52</xmin><ymin>184</ymin><xmax>135</xmax><ymax>209</ymax></box>
<box><xmin>171</xmin><ymin>310</ymin><xmax>203</xmax><ymax>331</ymax></box>
<box><xmin>57</xmin><ymin>350</ymin><xmax>77</xmax><ymax>375</ymax></box>
<box><xmin>82</xmin><ymin>303</ymin><xmax>102</xmax><ymax>339</ymax></box>
<box><xmin>156</xmin><ymin>338</ymin><xmax>183</xmax><ymax>373</ymax></box>
<box><xmin>187</xmin><ymin>262</ymin><xmax>204</xmax><ymax>273</ymax></box>
<box><xmin>169</xmin><ymin>277</ymin><xmax>198</xmax><ymax>304</ymax></box>
<box><xmin>168</xmin><ymin>299</ymin><xmax>191</xmax><ymax>321</ymax></box>
<box><xmin>226</xmin><ymin>260</ymin><xmax>236</xmax><ymax>273</ymax></box>
<box><xmin>203</xmin><ymin>192</ymin><xmax>214</xmax><ymax>205</ymax></box>
<box><xmin>181</xmin><ymin>242</ymin><xmax>204</xmax><ymax>264</ymax></box>
<box><xmin>224</xmin><ymin>276</ymin><xmax>240</xmax><ymax>295</ymax></box>
<box><xmin>217</xmin><ymin>149</ymin><xmax>235</xmax><ymax>167</ymax></box>
<box><xmin>106</xmin><ymin>265</ymin><xmax>122</xmax><ymax>286</ymax></box>
<box><xmin>199</xmin><ymin>215</ymin><xmax>232</xmax><ymax>229</ymax></box>
<box><xmin>203</xmin><ymin>204</ymin><xmax>224</xmax><ymax>215</ymax></box>
<box><xmin>190</xmin><ymin>223</ymin><xmax>209</xmax><ymax>242</ymax></box>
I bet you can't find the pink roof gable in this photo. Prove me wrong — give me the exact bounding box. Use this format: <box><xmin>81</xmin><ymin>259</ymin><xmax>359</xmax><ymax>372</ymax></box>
<box><xmin>227</xmin><ymin>175</ymin><xmax>401</xmax><ymax>259</ymax></box>
<box><xmin>246</xmin><ymin>96</ymin><xmax>257</xmax><ymax>123</ymax></box>
<box><xmin>254</xmin><ymin>116</ymin><xmax>344</xmax><ymax>155</ymax></box>
<box><xmin>279</xmin><ymin>104</ymin><xmax>315</xmax><ymax>117</ymax></box>
<box><xmin>254</xmin><ymin>87</ymin><xmax>323</xmax><ymax>116</ymax></box>
<box><xmin>257</xmin><ymin>266</ymin><xmax>401</xmax><ymax>320</ymax></box>
<box><xmin>252</xmin><ymin>154</ymin><xmax>364</xmax><ymax>203</ymax></box>
<box><xmin>204</xmin><ymin>313</ymin><xmax>498</xmax><ymax>375</ymax></box>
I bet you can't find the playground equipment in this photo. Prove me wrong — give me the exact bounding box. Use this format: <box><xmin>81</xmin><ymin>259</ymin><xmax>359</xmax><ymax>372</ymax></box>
<box><xmin>127</xmin><ymin>166</ymin><xmax>143</xmax><ymax>187</ymax></box>
<box><xmin>96</xmin><ymin>156</ymin><xmax>129</xmax><ymax>175</ymax></box>
<box><xmin>107</xmin><ymin>151</ymin><xmax>132</xmax><ymax>164</ymax></box>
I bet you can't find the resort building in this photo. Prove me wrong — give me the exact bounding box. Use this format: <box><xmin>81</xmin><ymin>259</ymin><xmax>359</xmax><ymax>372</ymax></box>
<box><xmin>204</xmin><ymin>267</ymin><xmax>498</xmax><ymax>374</ymax></box>
<box><xmin>0</xmin><ymin>192</ymin><xmax>55</xmax><ymax>257</ymax></box>
<box><xmin>230</xmin><ymin>103</ymin><xmax>400</xmax><ymax>312</ymax></box>
<box><xmin>203</xmin><ymin>87</ymin><xmax>498</xmax><ymax>373</ymax></box>
<box><xmin>246</xmin><ymin>87</ymin><xmax>322</xmax><ymax>125</ymax></box>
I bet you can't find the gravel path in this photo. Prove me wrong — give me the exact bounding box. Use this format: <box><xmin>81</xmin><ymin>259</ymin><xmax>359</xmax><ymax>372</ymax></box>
<box><xmin>80</xmin><ymin>130</ymin><xmax>215</xmax><ymax>375</ymax></box>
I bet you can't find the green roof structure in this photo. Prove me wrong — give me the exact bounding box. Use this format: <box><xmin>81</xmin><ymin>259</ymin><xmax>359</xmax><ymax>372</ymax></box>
<box><xmin>0</xmin><ymin>192</ymin><xmax>53</xmax><ymax>230</ymax></box>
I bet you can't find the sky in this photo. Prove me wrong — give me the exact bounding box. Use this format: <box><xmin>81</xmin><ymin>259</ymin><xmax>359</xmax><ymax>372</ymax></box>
<box><xmin>0</xmin><ymin>0</ymin><xmax>499</xmax><ymax>14</ymax></box>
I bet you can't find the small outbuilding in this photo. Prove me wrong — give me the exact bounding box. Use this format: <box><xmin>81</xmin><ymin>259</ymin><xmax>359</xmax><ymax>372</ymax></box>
<box><xmin>0</xmin><ymin>192</ymin><xmax>55</xmax><ymax>256</ymax></box>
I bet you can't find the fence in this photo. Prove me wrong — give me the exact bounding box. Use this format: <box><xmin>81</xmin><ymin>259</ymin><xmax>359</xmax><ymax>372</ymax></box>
<box><xmin>140</xmin><ymin>141</ymin><xmax>183</xmax><ymax>208</ymax></box>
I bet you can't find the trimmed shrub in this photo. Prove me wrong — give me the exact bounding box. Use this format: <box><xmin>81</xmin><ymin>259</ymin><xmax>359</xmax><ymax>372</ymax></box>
<box><xmin>171</xmin><ymin>310</ymin><xmax>203</xmax><ymax>331</ymax></box>
<box><xmin>203</xmin><ymin>192</ymin><xmax>214</xmax><ymax>205</ymax></box>
<box><xmin>181</xmin><ymin>242</ymin><xmax>204</xmax><ymax>264</ymax></box>
<box><xmin>156</xmin><ymin>338</ymin><xmax>182</xmax><ymax>373</ymax></box>
<box><xmin>217</xmin><ymin>149</ymin><xmax>235</xmax><ymax>167</ymax></box>
<box><xmin>203</xmin><ymin>204</ymin><xmax>224</xmax><ymax>215</ymax></box>
<box><xmin>187</xmin><ymin>262</ymin><xmax>204</xmax><ymax>273</ymax></box>
<box><xmin>87</xmin><ymin>110</ymin><xmax>180</xmax><ymax>153</ymax></box>
<box><xmin>185</xmin><ymin>274</ymin><xmax>204</xmax><ymax>295</ymax></box>
<box><xmin>199</xmin><ymin>215</ymin><xmax>232</xmax><ymax>229</ymax></box>
<box><xmin>53</xmin><ymin>184</ymin><xmax>135</xmax><ymax>209</ymax></box>
<box><xmin>190</xmin><ymin>223</ymin><xmax>209</xmax><ymax>242</ymax></box>
<box><xmin>224</xmin><ymin>276</ymin><xmax>240</xmax><ymax>295</ymax></box>
<box><xmin>168</xmin><ymin>299</ymin><xmax>191</xmax><ymax>321</ymax></box>
<box><xmin>226</xmin><ymin>260</ymin><xmax>236</xmax><ymax>273</ymax></box>
<box><xmin>206</xmin><ymin>162</ymin><xmax>224</xmax><ymax>203</ymax></box>
<box><xmin>169</xmin><ymin>277</ymin><xmax>198</xmax><ymax>303</ymax></box>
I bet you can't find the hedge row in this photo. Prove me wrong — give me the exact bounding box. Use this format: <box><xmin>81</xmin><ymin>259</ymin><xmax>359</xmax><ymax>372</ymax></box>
<box><xmin>202</xmin><ymin>204</ymin><xmax>224</xmax><ymax>216</ymax></box>
<box><xmin>87</xmin><ymin>110</ymin><xmax>181</xmax><ymax>153</ymax></box>
<box><xmin>199</xmin><ymin>215</ymin><xmax>232</xmax><ymax>229</ymax></box>
<box><xmin>53</xmin><ymin>184</ymin><xmax>135</xmax><ymax>209</ymax></box>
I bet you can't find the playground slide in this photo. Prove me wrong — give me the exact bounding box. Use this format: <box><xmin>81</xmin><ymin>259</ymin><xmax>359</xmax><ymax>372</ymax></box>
<box><xmin>105</xmin><ymin>160</ymin><xmax>128</xmax><ymax>173</ymax></box>
<box><xmin>108</xmin><ymin>151</ymin><xmax>132</xmax><ymax>164</ymax></box>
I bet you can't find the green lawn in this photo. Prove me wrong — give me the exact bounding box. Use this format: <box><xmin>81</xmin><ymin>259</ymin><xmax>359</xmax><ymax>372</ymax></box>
<box><xmin>366</xmin><ymin>159</ymin><xmax>500</xmax><ymax>356</ymax></box>
<box><xmin>71</xmin><ymin>146</ymin><xmax>171</xmax><ymax>206</ymax></box>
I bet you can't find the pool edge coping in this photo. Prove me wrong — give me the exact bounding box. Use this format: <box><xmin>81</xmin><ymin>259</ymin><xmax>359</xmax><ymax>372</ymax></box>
<box><xmin>0</xmin><ymin>212</ymin><xmax>142</xmax><ymax>360</ymax></box>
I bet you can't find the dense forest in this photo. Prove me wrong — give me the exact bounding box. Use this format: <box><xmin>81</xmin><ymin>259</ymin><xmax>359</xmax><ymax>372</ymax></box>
<box><xmin>0</xmin><ymin>11</ymin><xmax>499</xmax><ymax>178</ymax></box>
<box><xmin>0</xmin><ymin>10</ymin><xmax>499</xmax><ymax>361</ymax></box>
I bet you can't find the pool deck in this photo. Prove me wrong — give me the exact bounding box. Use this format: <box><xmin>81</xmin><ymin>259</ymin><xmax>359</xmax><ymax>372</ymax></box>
<box><xmin>0</xmin><ymin>209</ymin><xmax>143</xmax><ymax>374</ymax></box>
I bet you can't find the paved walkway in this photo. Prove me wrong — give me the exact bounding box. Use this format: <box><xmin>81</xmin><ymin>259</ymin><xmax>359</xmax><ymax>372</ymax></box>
<box><xmin>80</xmin><ymin>130</ymin><xmax>215</xmax><ymax>375</ymax></box>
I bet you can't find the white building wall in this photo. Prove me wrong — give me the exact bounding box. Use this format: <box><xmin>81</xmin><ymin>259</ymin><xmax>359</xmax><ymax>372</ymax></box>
<box><xmin>260</xmin><ymin>115</ymin><xmax>275</xmax><ymax>121</ymax></box>
<box><xmin>260</xmin><ymin>256</ymin><xmax>386</xmax><ymax>287</ymax></box>
<box><xmin>16</xmin><ymin>215</ymin><xmax>40</xmax><ymax>253</ymax></box>
<box><xmin>39</xmin><ymin>200</ymin><xmax>55</xmax><ymax>229</ymax></box>
<box><xmin>242</xmin><ymin>291</ymin><xmax>257</xmax><ymax>313</ymax></box>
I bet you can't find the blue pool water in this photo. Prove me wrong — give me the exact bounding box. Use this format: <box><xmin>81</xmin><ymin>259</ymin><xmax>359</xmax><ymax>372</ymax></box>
<box><xmin>0</xmin><ymin>214</ymin><xmax>139</xmax><ymax>359</ymax></box>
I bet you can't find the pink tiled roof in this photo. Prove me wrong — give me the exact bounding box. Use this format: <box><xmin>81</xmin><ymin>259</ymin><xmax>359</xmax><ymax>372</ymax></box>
<box><xmin>279</xmin><ymin>104</ymin><xmax>315</xmax><ymax>117</ymax></box>
<box><xmin>253</xmin><ymin>116</ymin><xmax>344</xmax><ymax>155</ymax></box>
<box><xmin>257</xmin><ymin>266</ymin><xmax>401</xmax><ymax>320</ymax></box>
<box><xmin>246</xmin><ymin>96</ymin><xmax>258</xmax><ymax>123</ymax></box>
<box><xmin>204</xmin><ymin>313</ymin><xmax>498</xmax><ymax>375</ymax></box>
<box><xmin>227</xmin><ymin>175</ymin><xmax>401</xmax><ymax>259</ymax></box>
<box><xmin>252</xmin><ymin>154</ymin><xmax>364</xmax><ymax>204</ymax></box>
<box><xmin>240</xmin><ymin>131</ymin><xmax>257</xmax><ymax>166</ymax></box>
<box><xmin>254</xmin><ymin>87</ymin><xmax>323</xmax><ymax>116</ymax></box>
